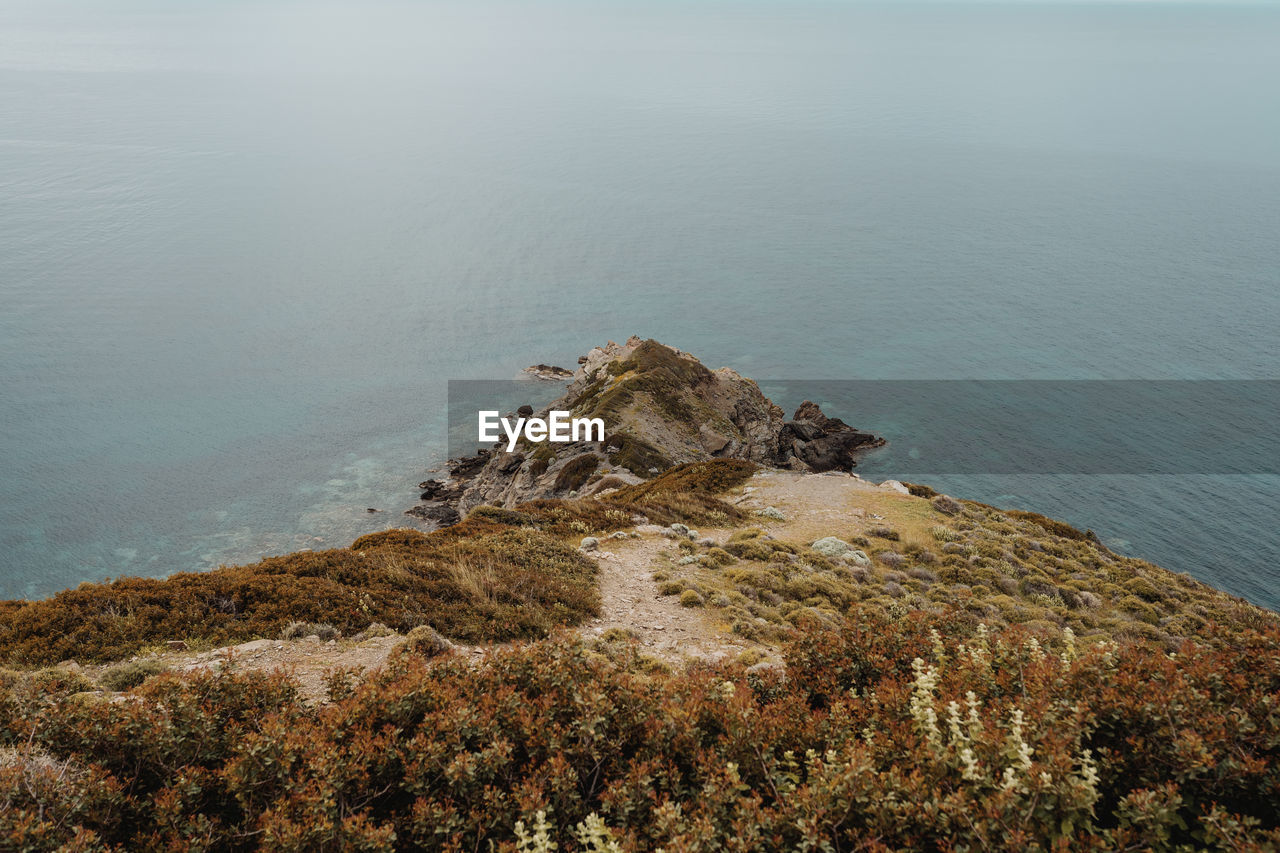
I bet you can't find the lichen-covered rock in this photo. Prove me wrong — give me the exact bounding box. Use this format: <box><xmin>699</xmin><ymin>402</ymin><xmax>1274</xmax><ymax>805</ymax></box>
<box><xmin>811</xmin><ymin>536</ymin><xmax>854</xmax><ymax>557</ymax></box>
<box><xmin>579</xmin><ymin>537</ymin><xmax>600</xmax><ymax>552</ymax></box>
<box><xmin>846</xmin><ymin>550</ymin><xmax>872</xmax><ymax>567</ymax></box>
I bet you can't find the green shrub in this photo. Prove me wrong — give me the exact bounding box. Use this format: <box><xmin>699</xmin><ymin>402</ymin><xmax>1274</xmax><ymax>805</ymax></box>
<box><xmin>99</xmin><ymin>659</ymin><xmax>167</xmax><ymax>692</ymax></box>
<box><xmin>678</xmin><ymin>590</ymin><xmax>705</xmax><ymax>608</ymax></box>
<box><xmin>30</xmin><ymin>667</ymin><xmax>95</xmax><ymax>696</ymax></box>
<box><xmin>1124</xmin><ymin>576</ymin><xmax>1163</xmax><ymax>602</ymax></box>
<box><xmin>703</xmin><ymin>547</ymin><xmax>738</xmax><ymax>568</ymax></box>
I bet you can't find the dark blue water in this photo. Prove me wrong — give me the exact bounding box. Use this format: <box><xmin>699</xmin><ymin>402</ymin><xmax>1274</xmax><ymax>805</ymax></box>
<box><xmin>2</xmin><ymin>0</ymin><xmax>1277</xmax><ymax>608</ymax></box>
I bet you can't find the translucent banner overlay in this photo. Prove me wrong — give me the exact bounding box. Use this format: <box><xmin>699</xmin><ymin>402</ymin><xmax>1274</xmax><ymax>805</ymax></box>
<box><xmin>448</xmin><ymin>380</ymin><xmax>1279</xmax><ymax>474</ymax></box>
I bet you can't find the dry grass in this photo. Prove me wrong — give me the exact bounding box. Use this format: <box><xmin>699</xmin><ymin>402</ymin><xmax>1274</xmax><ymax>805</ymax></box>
<box><xmin>650</xmin><ymin>475</ymin><xmax>1278</xmax><ymax>649</ymax></box>
<box><xmin>444</xmin><ymin>554</ymin><xmax>502</xmax><ymax>607</ymax></box>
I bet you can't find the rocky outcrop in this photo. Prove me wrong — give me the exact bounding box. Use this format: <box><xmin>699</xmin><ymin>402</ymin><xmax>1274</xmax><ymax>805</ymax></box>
<box><xmin>522</xmin><ymin>364</ymin><xmax>574</xmax><ymax>381</ymax></box>
<box><xmin>781</xmin><ymin>400</ymin><xmax>885</xmax><ymax>473</ymax></box>
<box><xmin>407</xmin><ymin>337</ymin><xmax>884</xmax><ymax>525</ymax></box>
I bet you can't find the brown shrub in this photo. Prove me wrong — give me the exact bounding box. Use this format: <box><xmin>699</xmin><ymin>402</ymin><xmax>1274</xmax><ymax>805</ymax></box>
<box><xmin>0</xmin><ymin>528</ymin><xmax>598</xmax><ymax>665</ymax></box>
<box><xmin>553</xmin><ymin>454</ymin><xmax>599</xmax><ymax>492</ymax></box>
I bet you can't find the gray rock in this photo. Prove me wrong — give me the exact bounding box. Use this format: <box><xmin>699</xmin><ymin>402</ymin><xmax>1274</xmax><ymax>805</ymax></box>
<box><xmin>579</xmin><ymin>536</ymin><xmax>600</xmax><ymax>552</ymax></box>
<box><xmin>846</xmin><ymin>550</ymin><xmax>872</xmax><ymax>567</ymax></box>
<box><xmin>670</xmin><ymin>523</ymin><xmax>690</xmax><ymax>537</ymax></box>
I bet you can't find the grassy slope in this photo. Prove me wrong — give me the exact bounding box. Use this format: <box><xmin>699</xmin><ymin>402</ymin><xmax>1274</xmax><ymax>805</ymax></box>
<box><xmin>653</xmin><ymin>475</ymin><xmax>1274</xmax><ymax>648</ymax></box>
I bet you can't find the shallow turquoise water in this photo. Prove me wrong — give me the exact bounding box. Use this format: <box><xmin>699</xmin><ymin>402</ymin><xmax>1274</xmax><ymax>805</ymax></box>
<box><xmin>1</xmin><ymin>0</ymin><xmax>1278</xmax><ymax>607</ymax></box>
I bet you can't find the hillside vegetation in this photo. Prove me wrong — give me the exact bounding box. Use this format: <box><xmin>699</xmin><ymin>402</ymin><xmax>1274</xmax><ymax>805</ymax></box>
<box><xmin>3</xmin><ymin>615</ymin><xmax>1278</xmax><ymax>851</ymax></box>
<box><xmin>651</xmin><ymin>476</ymin><xmax>1271</xmax><ymax>650</ymax></box>
<box><xmin>2</xmin><ymin>459</ymin><xmax>1278</xmax><ymax>850</ymax></box>
<box><xmin>0</xmin><ymin>461</ymin><xmax>756</xmax><ymax>666</ymax></box>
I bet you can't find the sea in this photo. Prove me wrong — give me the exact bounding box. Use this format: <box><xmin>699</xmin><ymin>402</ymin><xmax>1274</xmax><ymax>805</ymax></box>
<box><xmin>2</xmin><ymin>0</ymin><xmax>1278</xmax><ymax>609</ymax></box>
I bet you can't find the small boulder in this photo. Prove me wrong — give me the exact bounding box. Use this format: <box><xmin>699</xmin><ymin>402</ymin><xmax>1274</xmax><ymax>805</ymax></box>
<box><xmin>880</xmin><ymin>480</ymin><xmax>910</xmax><ymax>495</ymax></box>
<box><xmin>580</xmin><ymin>536</ymin><xmax>600</xmax><ymax>552</ymax></box>
<box><xmin>845</xmin><ymin>550</ymin><xmax>872</xmax><ymax>567</ymax></box>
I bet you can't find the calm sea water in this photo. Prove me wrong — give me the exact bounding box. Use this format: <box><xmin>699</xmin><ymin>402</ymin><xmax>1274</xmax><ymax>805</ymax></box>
<box><xmin>2</xmin><ymin>0</ymin><xmax>1278</xmax><ymax>608</ymax></box>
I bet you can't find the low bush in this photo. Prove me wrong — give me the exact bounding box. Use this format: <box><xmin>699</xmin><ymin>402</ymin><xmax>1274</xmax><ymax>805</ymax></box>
<box><xmin>393</xmin><ymin>625</ymin><xmax>452</xmax><ymax>659</ymax></box>
<box><xmin>903</xmin><ymin>482</ymin><xmax>939</xmax><ymax>499</ymax></box>
<box><xmin>99</xmin><ymin>659</ymin><xmax>167</xmax><ymax>692</ymax></box>
<box><xmin>678</xmin><ymin>590</ymin><xmax>704</xmax><ymax>608</ymax></box>
<box><xmin>3</xmin><ymin>617</ymin><xmax>1278</xmax><ymax>850</ymax></box>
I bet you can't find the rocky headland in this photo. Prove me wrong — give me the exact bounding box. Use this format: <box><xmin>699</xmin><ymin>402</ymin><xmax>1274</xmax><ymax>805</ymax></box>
<box><xmin>408</xmin><ymin>336</ymin><xmax>884</xmax><ymax>526</ymax></box>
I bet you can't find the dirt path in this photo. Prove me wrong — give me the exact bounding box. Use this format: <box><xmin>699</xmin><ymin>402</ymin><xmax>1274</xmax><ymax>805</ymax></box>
<box><xmin>580</xmin><ymin>532</ymin><xmax>755</xmax><ymax>663</ymax></box>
